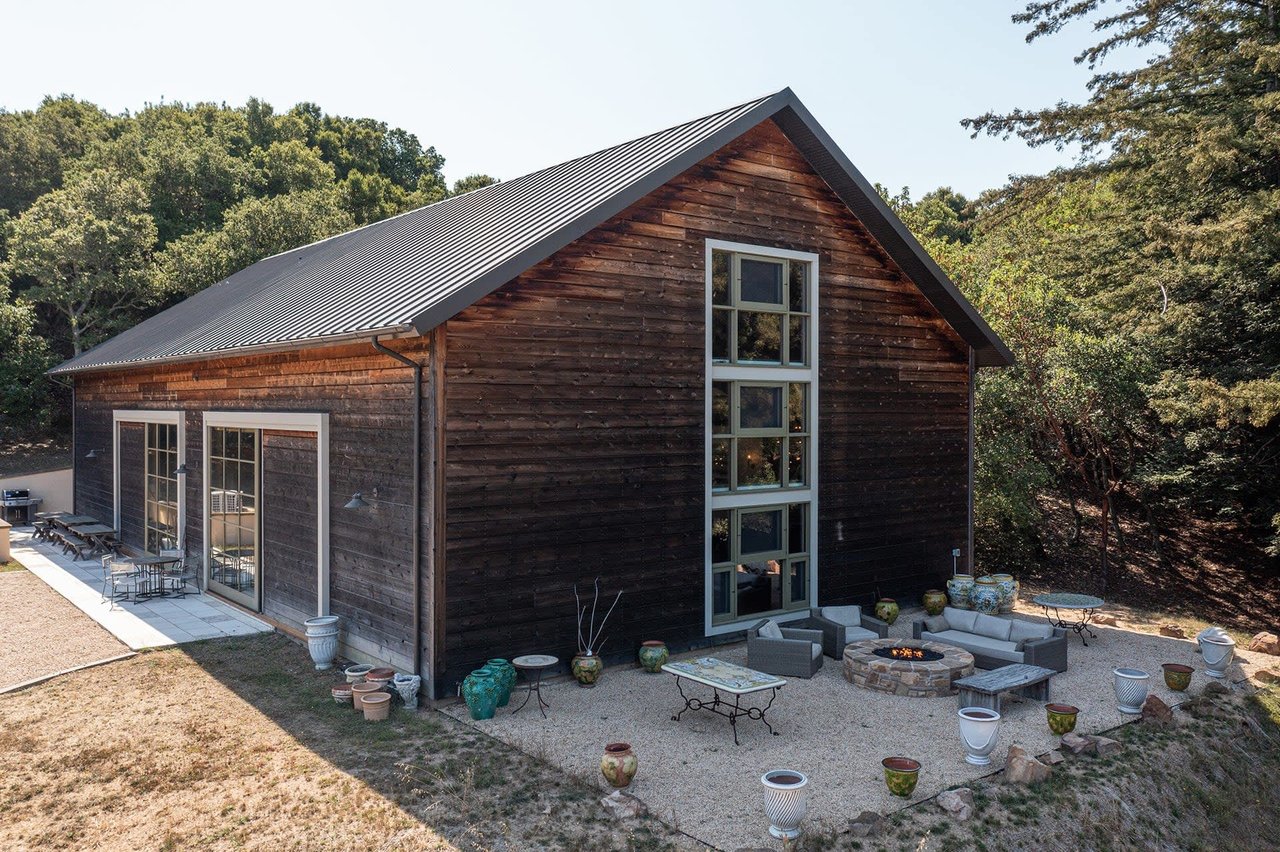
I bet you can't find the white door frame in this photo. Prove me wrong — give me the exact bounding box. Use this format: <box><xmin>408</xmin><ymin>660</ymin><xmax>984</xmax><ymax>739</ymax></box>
<box><xmin>202</xmin><ymin>411</ymin><xmax>330</xmax><ymax>616</ymax></box>
<box><xmin>112</xmin><ymin>409</ymin><xmax>186</xmax><ymax>551</ymax></box>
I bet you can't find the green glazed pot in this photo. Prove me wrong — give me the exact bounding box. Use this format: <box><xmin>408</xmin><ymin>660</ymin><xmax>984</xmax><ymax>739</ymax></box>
<box><xmin>1045</xmin><ymin>703</ymin><xmax>1079</xmax><ymax>735</ymax></box>
<box><xmin>1162</xmin><ymin>663</ymin><xmax>1193</xmax><ymax>692</ymax></box>
<box><xmin>461</xmin><ymin>669</ymin><xmax>499</xmax><ymax>720</ymax></box>
<box><xmin>638</xmin><ymin>641</ymin><xmax>669</xmax><ymax>673</ymax></box>
<box><xmin>882</xmin><ymin>756</ymin><xmax>920</xmax><ymax>798</ymax></box>
<box><xmin>922</xmin><ymin>589</ymin><xmax>947</xmax><ymax>617</ymax></box>
<box><xmin>600</xmin><ymin>742</ymin><xmax>638</xmax><ymax>788</ymax></box>
<box><xmin>572</xmin><ymin>653</ymin><xmax>604</xmax><ymax>687</ymax></box>
<box><xmin>874</xmin><ymin>598</ymin><xmax>900</xmax><ymax>625</ymax></box>
<box><xmin>486</xmin><ymin>658</ymin><xmax>516</xmax><ymax>706</ymax></box>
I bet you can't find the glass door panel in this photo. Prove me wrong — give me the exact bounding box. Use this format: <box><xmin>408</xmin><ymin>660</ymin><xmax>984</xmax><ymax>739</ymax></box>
<box><xmin>208</xmin><ymin>426</ymin><xmax>260</xmax><ymax>610</ymax></box>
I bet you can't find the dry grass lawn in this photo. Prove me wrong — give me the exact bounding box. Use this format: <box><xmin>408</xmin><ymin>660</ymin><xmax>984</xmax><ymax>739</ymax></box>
<box><xmin>0</xmin><ymin>634</ymin><xmax>691</xmax><ymax>851</ymax></box>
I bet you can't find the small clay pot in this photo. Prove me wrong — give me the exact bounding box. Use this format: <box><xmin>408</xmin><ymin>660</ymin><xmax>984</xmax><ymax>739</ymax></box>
<box><xmin>331</xmin><ymin>683</ymin><xmax>354</xmax><ymax>706</ymax></box>
<box><xmin>365</xmin><ymin>667</ymin><xmax>395</xmax><ymax>688</ymax></box>
<box><xmin>351</xmin><ymin>681</ymin><xmax>383</xmax><ymax>712</ymax></box>
<box><xmin>1162</xmin><ymin>663</ymin><xmax>1193</xmax><ymax>692</ymax></box>
<box><xmin>344</xmin><ymin>664</ymin><xmax>373</xmax><ymax>684</ymax></box>
<box><xmin>361</xmin><ymin>691</ymin><xmax>392</xmax><ymax>721</ymax></box>
<box><xmin>881</xmin><ymin>756</ymin><xmax>921</xmax><ymax>798</ymax></box>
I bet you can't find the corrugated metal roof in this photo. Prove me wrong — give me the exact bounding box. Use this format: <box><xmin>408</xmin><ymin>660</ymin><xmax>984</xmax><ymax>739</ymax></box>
<box><xmin>51</xmin><ymin>88</ymin><xmax>1011</xmax><ymax>374</ymax></box>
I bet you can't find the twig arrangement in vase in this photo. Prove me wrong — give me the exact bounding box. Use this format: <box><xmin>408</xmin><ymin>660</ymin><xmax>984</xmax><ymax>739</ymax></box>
<box><xmin>572</xmin><ymin>578</ymin><xmax>622</xmax><ymax>687</ymax></box>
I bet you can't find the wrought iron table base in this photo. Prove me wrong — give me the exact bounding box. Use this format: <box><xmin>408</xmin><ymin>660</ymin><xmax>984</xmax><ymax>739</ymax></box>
<box><xmin>1040</xmin><ymin>604</ymin><xmax>1100</xmax><ymax>645</ymax></box>
<box><xmin>512</xmin><ymin>668</ymin><xmax>551</xmax><ymax>718</ymax></box>
<box><xmin>670</xmin><ymin>677</ymin><xmax>779</xmax><ymax>745</ymax></box>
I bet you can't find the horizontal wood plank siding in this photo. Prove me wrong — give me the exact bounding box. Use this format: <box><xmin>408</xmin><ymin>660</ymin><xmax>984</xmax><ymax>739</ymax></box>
<box><xmin>73</xmin><ymin>338</ymin><xmax>434</xmax><ymax>671</ymax></box>
<box><xmin>440</xmin><ymin>120</ymin><xmax>971</xmax><ymax>692</ymax></box>
<box><xmin>261</xmin><ymin>431</ymin><xmax>319</xmax><ymax>629</ymax></box>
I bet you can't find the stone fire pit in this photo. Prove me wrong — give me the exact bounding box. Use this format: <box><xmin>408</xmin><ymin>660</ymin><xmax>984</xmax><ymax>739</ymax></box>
<box><xmin>843</xmin><ymin>638</ymin><xmax>974</xmax><ymax>697</ymax></box>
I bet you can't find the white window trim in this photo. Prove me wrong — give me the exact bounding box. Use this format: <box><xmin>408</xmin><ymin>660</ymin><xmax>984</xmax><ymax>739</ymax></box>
<box><xmin>202</xmin><ymin>411</ymin><xmax>330</xmax><ymax>616</ymax></box>
<box><xmin>112</xmin><ymin>410</ymin><xmax>185</xmax><ymax>552</ymax></box>
<box><xmin>704</xmin><ymin>239</ymin><xmax>820</xmax><ymax>636</ymax></box>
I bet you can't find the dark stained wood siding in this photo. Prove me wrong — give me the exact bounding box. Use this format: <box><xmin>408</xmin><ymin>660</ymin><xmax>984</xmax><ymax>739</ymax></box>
<box><xmin>440</xmin><ymin>119</ymin><xmax>971</xmax><ymax>692</ymax></box>
<box><xmin>261</xmin><ymin>431</ymin><xmax>318</xmax><ymax>629</ymax></box>
<box><xmin>73</xmin><ymin>338</ymin><xmax>435</xmax><ymax>673</ymax></box>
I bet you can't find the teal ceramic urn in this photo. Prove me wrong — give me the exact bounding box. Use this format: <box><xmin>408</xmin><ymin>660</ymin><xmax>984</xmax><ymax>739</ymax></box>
<box><xmin>462</xmin><ymin>668</ymin><xmax>500</xmax><ymax>720</ymax></box>
<box><xmin>486</xmin><ymin>658</ymin><xmax>516</xmax><ymax>706</ymax></box>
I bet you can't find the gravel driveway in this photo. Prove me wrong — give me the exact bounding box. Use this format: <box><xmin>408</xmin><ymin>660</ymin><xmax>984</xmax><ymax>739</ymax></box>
<box><xmin>0</xmin><ymin>567</ymin><xmax>129</xmax><ymax>691</ymax></box>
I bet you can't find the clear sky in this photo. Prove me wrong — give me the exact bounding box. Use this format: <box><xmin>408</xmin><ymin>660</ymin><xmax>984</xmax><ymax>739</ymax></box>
<box><xmin>4</xmin><ymin>1</ymin><xmax>1147</xmax><ymax>198</ymax></box>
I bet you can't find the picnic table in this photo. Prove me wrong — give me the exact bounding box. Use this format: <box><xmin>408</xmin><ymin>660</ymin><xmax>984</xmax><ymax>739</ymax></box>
<box><xmin>69</xmin><ymin>522</ymin><xmax>119</xmax><ymax>556</ymax></box>
<box><xmin>662</xmin><ymin>657</ymin><xmax>785</xmax><ymax>745</ymax></box>
<box><xmin>955</xmin><ymin>663</ymin><xmax>1057</xmax><ymax>713</ymax></box>
<box><xmin>1032</xmin><ymin>592</ymin><xmax>1106</xmax><ymax>645</ymax></box>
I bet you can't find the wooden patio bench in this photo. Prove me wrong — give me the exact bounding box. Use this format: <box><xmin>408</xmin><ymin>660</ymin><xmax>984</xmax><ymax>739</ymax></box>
<box><xmin>57</xmin><ymin>531</ymin><xmax>95</xmax><ymax>561</ymax></box>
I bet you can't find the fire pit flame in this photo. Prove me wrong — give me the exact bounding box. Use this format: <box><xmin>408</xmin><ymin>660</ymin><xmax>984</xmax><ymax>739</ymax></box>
<box><xmin>872</xmin><ymin>645</ymin><xmax>945</xmax><ymax>663</ymax></box>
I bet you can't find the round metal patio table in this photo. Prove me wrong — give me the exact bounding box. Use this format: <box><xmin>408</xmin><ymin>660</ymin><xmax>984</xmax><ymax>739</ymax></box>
<box><xmin>511</xmin><ymin>654</ymin><xmax>558</xmax><ymax>718</ymax></box>
<box><xmin>1032</xmin><ymin>593</ymin><xmax>1106</xmax><ymax>646</ymax></box>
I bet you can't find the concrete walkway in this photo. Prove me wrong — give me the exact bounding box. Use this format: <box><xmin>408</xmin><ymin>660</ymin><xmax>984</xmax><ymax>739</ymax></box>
<box><xmin>11</xmin><ymin>529</ymin><xmax>271</xmax><ymax>650</ymax></box>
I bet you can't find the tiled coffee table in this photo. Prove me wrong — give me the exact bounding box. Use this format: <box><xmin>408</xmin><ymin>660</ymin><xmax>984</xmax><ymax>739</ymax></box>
<box><xmin>662</xmin><ymin>657</ymin><xmax>785</xmax><ymax>745</ymax></box>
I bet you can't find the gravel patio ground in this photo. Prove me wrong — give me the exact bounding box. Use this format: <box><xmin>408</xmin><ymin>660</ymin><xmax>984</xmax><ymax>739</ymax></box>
<box><xmin>444</xmin><ymin>608</ymin><xmax>1271</xmax><ymax>850</ymax></box>
<box><xmin>0</xmin><ymin>567</ymin><xmax>128</xmax><ymax>692</ymax></box>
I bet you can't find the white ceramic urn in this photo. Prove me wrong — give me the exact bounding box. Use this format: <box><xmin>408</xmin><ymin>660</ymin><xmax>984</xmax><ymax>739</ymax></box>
<box><xmin>957</xmin><ymin>707</ymin><xmax>1002</xmax><ymax>766</ymax></box>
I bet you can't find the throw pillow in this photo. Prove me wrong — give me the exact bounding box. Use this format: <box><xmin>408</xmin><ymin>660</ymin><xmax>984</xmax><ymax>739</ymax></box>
<box><xmin>821</xmin><ymin>605</ymin><xmax>861</xmax><ymax>627</ymax></box>
<box><xmin>923</xmin><ymin>615</ymin><xmax>949</xmax><ymax>634</ymax></box>
<box><xmin>973</xmin><ymin>613</ymin><xmax>1014</xmax><ymax>641</ymax></box>
<box><xmin>758</xmin><ymin>619</ymin><xmax>784</xmax><ymax>640</ymax></box>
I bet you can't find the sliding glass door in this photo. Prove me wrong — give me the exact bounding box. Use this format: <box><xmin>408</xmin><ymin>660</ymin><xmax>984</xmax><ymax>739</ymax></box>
<box><xmin>207</xmin><ymin>427</ymin><xmax>260</xmax><ymax>609</ymax></box>
<box><xmin>144</xmin><ymin>422</ymin><xmax>180</xmax><ymax>553</ymax></box>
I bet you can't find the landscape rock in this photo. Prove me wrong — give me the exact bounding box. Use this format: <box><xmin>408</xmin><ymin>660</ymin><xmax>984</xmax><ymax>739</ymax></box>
<box><xmin>1093</xmin><ymin>614</ymin><xmax>1119</xmax><ymax>626</ymax></box>
<box><xmin>1061</xmin><ymin>732</ymin><xmax>1095</xmax><ymax>755</ymax></box>
<box><xmin>600</xmin><ymin>790</ymin><xmax>648</xmax><ymax>821</ymax></box>
<box><xmin>1004</xmin><ymin>745</ymin><xmax>1053</xmax><ymax>784</ymax></box>
<box><xmin>1089</xmin><ymin>735</ymin><xmax>1122</xmax><ymax>757</ymax></box>
<box><xmin>1042</xmin><ymin>749</ymin><xmax>1066</xmax><ymax>765</ymax></box>
<box><xmin>1203</xmin><ymin>680</ymin><xmax>1230</xmax><ymax>696</ymax></box>
<box><xmin>1249</xmin><ymin>632</ymin><xmax>1280</xmax><ymax>656</ymax></box>
<box><xmin>1251</xmin><ymin>668</ymin><xmax>1280</xmax><ymax>685</ymax></box>
<box><xmin>847</xmin><ymin>811</ymin><xmax>884</xmax><ymax>837</ymax></box>
<box><xmin>1159</xmin><ymin>623</ymin><xmax>1187</xmax><ymax>638</ymax></box>
<box><xmin>1141</xmin><ymin>694</ymin><xmax>1176</xmax><ymax>728</ymax></box>
<box><xmin>935</xmin><ymin>787</ymin><xmax>974</xmax><ymax>821</ymax></box>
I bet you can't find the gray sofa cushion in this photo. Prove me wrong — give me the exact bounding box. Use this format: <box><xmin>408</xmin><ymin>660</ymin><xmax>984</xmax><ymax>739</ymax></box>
<box><xmin>758</xmin><ymin>620</ymin><xmax>783</xmax><ymax>640</ymax></box>
<box><xmin>845</xmin><ymin>625</ymin><xmax>879</xmax><ymax>643</ymax></box>
<box><xmin>923</xmin><ymin>629</ymin><xmax>1023</xmax><ymax>663</ymax></box>
<box><xmin>923</xmin><ymin>615</ymin><xmax>949</xmax><ymax>633</ymax></box>
<box><xmin>943</xmin><ymin>607</ymin><xmax>979</xmax><ymax>633</ymax></box>
<box><xmin>973</xmin><ymin>613</ymin><xmax>1014</xmax><ymax>641</ymax></box>
<box><xmin>822</xmin><ymin>605</ymin><xmax>861</xmax><ymax>627</ymax></box>
<box><xmin>1009</xmin><ymin>619</ymin><xmax>1054</xmax><ymax>649</ymax></box>
<box><xmin>811</xmin><ymin>642</ymin><xmax>823</xmax><ymax>661</ymax></box>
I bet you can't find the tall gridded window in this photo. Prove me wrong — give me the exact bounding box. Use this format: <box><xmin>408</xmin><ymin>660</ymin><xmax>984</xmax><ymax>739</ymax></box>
<box><xmin>708</xmin><ymin>245</ymin><xmax>816</xmax><ymax>627</ymax></box>
<box><xmin>208</xmin><ymin>427</ymin><xmax>259</xmax><ymax>607</ymax></box>
<box><xmin>144</xmin><ymin>422</ymin><xmax>179</xmax><ymax>553</ymax></box>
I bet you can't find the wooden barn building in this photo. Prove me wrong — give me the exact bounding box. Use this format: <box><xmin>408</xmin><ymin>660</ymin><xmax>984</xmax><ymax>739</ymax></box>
<box><xmin>53</xmin><ymin>90</ymin><xmax>1012</xmax><ymax>699</ymax></box>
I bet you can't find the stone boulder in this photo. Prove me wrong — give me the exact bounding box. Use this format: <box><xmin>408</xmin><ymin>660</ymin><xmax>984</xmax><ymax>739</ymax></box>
<box><xmin>600</xmin><ymin>790</ymin><xmax>648</xmax><ymax>821</ymax></box>
<box><xmin>847</xmin><ymin>811</ymin><xmax>884</xmax><ymax>837</ymax></box>
<box><xmin>1203</xmin><ymin>680</ymin><xmax>1230</xmax><ymax>696</ymax></box>
<box><xmin>1159</xmin><ymin>624</ymin><xmax>1186</xmax><ymax>638</ymax></box>
<box><xmin>1093</xmin><ymin>613</ymin><xmax>1119</xmax><ymax>627</ymax></box>
<box><xmin>1061</xmin><ymin>732</ymin><xmax>1094</xmax><ymax>755</ymax></box>
<box><xmin>1090</xmin><ymin>735</ymin><xmax>1122</xmax><ymax>757</ymax></box>
<box><xmin>1248</xmin><ymin>632</ymin><xmax>1280</xmax><ymax>656</ymax></box>
<box><xmin>935</xmin><ymin>788</ymin><xmax>974</xmax><ymax>821</ymax></box>
<box><xmin>1004</xmin><ymin>745</ymin><xmax>1052</xmax><ymax>784</ymax></box>
<box><xmin>1251</xmin><ymin>668</ymin><xmax>1280</xmax><ymax>685</ymax></box>
<box><xmin>1141</xmin><ymin>694</ymin><xmax>1176</xmax><ymax>728</ymax></box>
<box><xmin>1042</xmin><ymin>749</ymin><xmax>1065</xmax><ymax>765</ymax></box>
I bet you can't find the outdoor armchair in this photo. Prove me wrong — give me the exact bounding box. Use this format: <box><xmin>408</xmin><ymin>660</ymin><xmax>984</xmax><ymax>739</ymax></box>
<box><xmin>806</xmin><ymin>605</ymin><xmax>891</xmax><ymax>659</ymax></box>
<box><xmin>747</xmin><ymin>619</ymin><xmax>824</xmax><ymax>678</ymax></box>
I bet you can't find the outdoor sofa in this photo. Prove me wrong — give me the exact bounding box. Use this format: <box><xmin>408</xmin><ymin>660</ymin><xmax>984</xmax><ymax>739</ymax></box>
<box><xmin>747</xmin><ymin>619</ymin><xmax>824</xmax><ymax>678</ymax></box>
<box><xmin>912</xmin><ymin>607</ymin><xmax>1068</xmax><ymax>672</ymax></box>
<box><xmin>806</xmin><ymin>605</ymin><xmax>891</xmax><ymax>659</ymax></box>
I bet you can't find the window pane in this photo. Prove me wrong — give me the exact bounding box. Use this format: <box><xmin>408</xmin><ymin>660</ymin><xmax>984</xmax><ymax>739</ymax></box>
<box><xmin>737</xmin><ymin>561</ymin><xmax>782</xmax><ymax>615</ymax></box>
<box><xmin>738</xmin><ymin>312</ymin><xmax>782</xmax><ymax>364</ymax></box>
<box><xmin>712</xmin><ymin>571</ymin><xmax>731</xmax><ymax>616</ymax></box>
<box><xmin>789</xmin><ymin>384</ymin><xmax>807</xmax><ymax>433</ymax></box>
<box><xmin>740</xmin><ymin>507</ymin><xmax>783</xmax><ymax>554</ymax></box>
<box><xmin>712</xmin><ymin>382</ymin><xmax>731</xmax><ymax>434</ymax></box>
<box><xmin>788</xmin><ymin>437</ymin><xmax>806</xmax><ymax>487</ymax></box>
<box><xmin>211</xmin><ymin>427</ymin><xmax>224</xmax><ymax>459</ymax></box>
<box><xmin>712</xmin><ymin>309</ymin><xmax>731</xmax><ymax>363</ymax></box>
<box><xmin>788</xmin><ymin>315</ymin><xmax>807</xmax><ymax>366</ymax></box>
<box><xmin>789</xmin><ymin>262</ymin><xmax>807</xmax><ymax>312</ymax></box>
<box><xmin>712</xmin><ymin>510</ymin><xmax>731</xmax><ymax>563</ymax></box>
<box><xmin>739</xmin><ymin>385</ymin><xmax>782</xmax><ymax>430</ymax></box>
<box><xmin>737</xmin><ymin>437</ymin><xmax>781</xmax><ymax>488</ymax></box>
<box><xmin>712</xmin><ymin>439</ymin><xmax>731</xmax><ymax>491</ymax></box>
<box><xmin>790</xmin><ymin>560</ymin><xmax>807</xmax><ymax>604</ymax></box>
<box><xmin>740</xmin><ymin>259</ymin><xmax>783</xmax><ymax>305</ymax></box>
<box><xmin>712</xmin><ymin>250</ymin><xmax>731</xmax><ymax>306</ymax></box>
<box><xmin>789</xmin><ymin>503</ymin><xmax>806</xmax><ymax>554</ymax></box>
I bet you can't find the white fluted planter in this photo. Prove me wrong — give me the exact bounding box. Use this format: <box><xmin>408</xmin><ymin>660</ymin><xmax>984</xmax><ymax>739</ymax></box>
<box><xmin>304</xmin><ymin>615</ymin><xmax>340</xmax><ymax>671</ymax></box>
<box><xmin>957</xmin><ymin>707</ymin><xmax>1001</xmax><ymax>765</ymax></box>
<box><xmin>761</xmin><ymin>769</ymin><xmax>809</xmax><ymax>841</ymax></box>
<box><xmin>1200</xmin><ymin>635</ymin><xmax>1236</xmax><ymax>679</ymax></box>
<box><xmin>1113</xmin><ymin>667</ymin><xmax>1150</xmax><ymax>714</ymax></box>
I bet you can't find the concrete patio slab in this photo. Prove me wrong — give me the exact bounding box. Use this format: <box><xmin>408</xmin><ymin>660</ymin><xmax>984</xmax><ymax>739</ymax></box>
<box><xmin>10</xmin><ymin>529</ymin><xmax>271</xmax><ymax>651</ymax></box>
